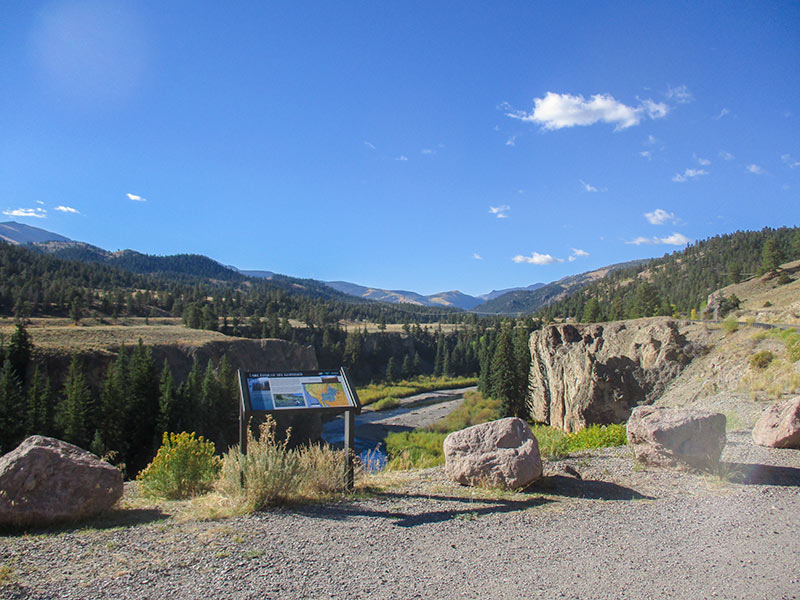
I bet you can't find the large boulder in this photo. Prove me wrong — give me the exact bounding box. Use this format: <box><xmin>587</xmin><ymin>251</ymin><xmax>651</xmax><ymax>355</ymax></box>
<box><xmin>752</xmin><ymin>396</ymin><xmax>800</xmax><ymax>448</ymax></box>
<box><xmin>444</xmin><ymin>418</ymin><xmax>542</xmax><ymax>489</ymax></box>
<box><xmin>529</xmin><ymin>318</ymin><xmax>702</xmax><ymax>433</ymax></box>
<box><xmin>627</xmin><ymin>406</ymin><xmax>726</xmax><ymax>470</ymax></box>
<box><xmin>0</xmin><ymin>436</ymin><xmax>123</xmax><ymax>527</ymax></box>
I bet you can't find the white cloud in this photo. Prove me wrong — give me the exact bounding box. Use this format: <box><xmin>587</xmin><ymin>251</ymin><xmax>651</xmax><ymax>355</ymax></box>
<box><xmin>507</xmin><ymin>92</ymin><xmax>667</xmax><ymax>131</ymax></box>
<box><xmin>3</xmin><ymin>207</ymin><xmax>47</xmax><ymax>218</ymax></box>
<box><xmin>472</xmin><ymin>253</ymin><xmax>483</xmax><ymax>260</ymax></box>
<box><xmin>746</xmin><ymin>164</ymin><xmax>765</xmax><ymax>175</ymax></box>
<box><xmin>719</xmin><ymin>151</ymin><xmax>734</xmax><ymax>161</ymax></box>
<box><xmin>714</xmin><ymin>108</ymin><xmax>730</xmax><ymax>120</ymax></box>
<box><xmin>696</xmin><ymin>156</ymin><xmax>711</xmax><ymax>166</ymax></box>
<box><xmin>666</xmin><ymin>85</ymin><xmax>693</xmax><ymax>104</ymax></box>
<box><xmin>640</xmin><ymin>150</ymin><xmax>652</xmax><ymax>159</ymax></box>
<box><xmin>626</xmin><ymin>232</ymin><xmax>691</xmax><ymax>246</ymax></box>
<box><xmin>781</xmin><ymin>154</ymin><xmax>800</xmax><ymax>168</ymax></box>
<box><xmin>512</xmin><ymin>252</ymin><xmax>564</xmax><ymax>265</ymax></box>
<box><xmin>660</xmin><ymin>232</ymin><xmax>691</xmax><ymax>245</ymax></box>
<box><xmin>505</xmin><ymin>136</ymin><xmax>516</xmax><ymax>147</ymax></box>
<box><xmin>54</xmin><ymin>205</ymin><xmax>79</xmax><ymax>214</ymax></box>
<box><xmin>421</xmin><ymin>148</ymin><xmax>434</xmax><ymax>155</ymax></box>
<box><xmin>672</xmin><ymin>168</ymin><xmax>708</xmax><ymax>182</ymax></box>
<box><xmin>572</xmin><ymin>248</ymin><xmax>589</xmax><ymax>257</ymax></box>
<box><xmin>646</xmin><ymin>134</ymin><xmax>657</xmax><ymax>145</ymax></box>
<box><xmin>644</xmin><ymin>208</ymin><xmax>677</xmax><ymax>225</ymax></box>
<box><xmin>126</xmin><ymin>193</ymin><xmax>146</xmax><ymax>202</ymax></box>
<box><xmin>489</xmin><ymin>204</ymin><xmax>510</xmax><ymax>219</ymax></box>
<box><xmin>364</xmin><ymin>141</ymin><xmax>376</xmax><ymax>150</ymax></box>
<box><xmin>642</xmin><ymin>98</ymin><xmax>669</xmax><ymax>119</ymax></box>
<box><xmin>396</xmin><ymin>155</ymin><xmax>408</xmax><ymax>161</ymax></box>
<box><xmin>36</xmin><ymin>200</ymin><xmax>45</xmax><ymax>205</ymax></box>
<box><xmin>579</xmin><ymin>179</ymin><xmax>599</xmax><ymax>193</ymax></box>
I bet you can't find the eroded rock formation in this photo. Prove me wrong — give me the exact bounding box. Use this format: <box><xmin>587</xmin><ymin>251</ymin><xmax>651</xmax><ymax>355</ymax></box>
<box><xmin>528</xmin><ymin>318</ymin><xmax>701</xmax><ymax>432</ymax></box>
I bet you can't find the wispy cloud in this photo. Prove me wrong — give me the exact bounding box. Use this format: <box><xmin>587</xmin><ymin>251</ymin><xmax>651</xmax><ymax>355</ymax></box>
<box><xmin>672</xmin><ymin>168</ymin><xmax>708</xmax><ymax>183</ymax></box>
<box><xmin>421</xmin><ymin>148</ymin><xmax>434</xmax><ymax>155</ymax></box>
<box><xmin>505</xmin><ymin>135</ymin><xmax>516</xmax><ymax>147</ymax></box>
<box><xmin>695</xmin><ymin>155</ymin><xmax>711</xmax><ymax>166</ymax></box>
<box><xmin>579</xmin><ymin>179</ymin><xmax>599</xmax><ymax>192</ymax></box>
<box><xmin>781</xmin><ymin>154</ymin><xmax>800</xmax><ymax>169</ymax></box>
<box><xmin>569</xmin><ymin>248</ymin><xmax>589</xmax><ymax>261</ymax></box>
<box><xmin>746</xmin><ymin>164</ymin><xmax>765</xmax><ymax>175</ymax></box>
<box><xmin>54</xmin><ymin>205</ymin><xmax>80</xmax><ymax>214</ymax></box>
<box><xmin>396</xmin><ymin>155</ymin><xmax>408</xmax><ymax>161</ymax></box>
<box><xmin>512</xmin><ymin>251</ymin><xmax>564</xmax><ymax>265</ymax></box>
<box><xmin>666</xmin><ymin>85</ymin><xmax>693</xmax><ymax>104</ymax></box>
<box><xmin>714</xmin><ymin>108</ymin><xmax>730</xmax><ymax>120</ymax></box>
<box><xmin>644</xmin><ymin>208</ymin><xmax>678</xmax><ymax>225</ymax></box>
<box><xmin>489</xmin><ymin>205</ymin><xmax>510</xmax><ymax>219</ymax></box>
<box><xmin>506</xmin><ymin>92</ymin><xmax>668</xmax><ymax>131</ymax></box>
<box><xmin>126</xmin><ymin>193</ymin><xmax>146</xmax><ymax>202</ymax></box>
<box><xmin>719</xmin><ymin>151</ymin><xmax>734</xmax><ymax>161</ymax></box>
<box><xmin>640</xmin><ymin>150</ymin><xmax>652</xmax><ymax>160</ymax></box>
<box><xmin>364</xmin><ymin>141</ymin><xmax>376</xmax><ymax>150</ymax></box>
<box><xmin>626</xmin><ymin>232</ymin><xmax>691</xmax><ymax>246</ymax></box>
<box><xmin>472</xmin><ymin>253</ymin><xmax>483</xmax><ymax>260</ymax></box>
<box><xmin>3</xmin><ymin>207</ymin><xmax>47</xmax><ymax>218</ymax></box>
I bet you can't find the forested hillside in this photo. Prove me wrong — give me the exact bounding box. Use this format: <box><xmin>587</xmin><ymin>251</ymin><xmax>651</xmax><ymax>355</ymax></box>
<box><xmin>540</xmin><ymin>226</ymin><xmax>800</xmax><ymax>322</ymax></box>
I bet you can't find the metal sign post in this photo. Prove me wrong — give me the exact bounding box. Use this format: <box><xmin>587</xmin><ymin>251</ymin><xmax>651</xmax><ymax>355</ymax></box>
<box><xmin>237</xmin><ymin>367</ymin><xmax>361</xmax><ymax>490</ymax></box>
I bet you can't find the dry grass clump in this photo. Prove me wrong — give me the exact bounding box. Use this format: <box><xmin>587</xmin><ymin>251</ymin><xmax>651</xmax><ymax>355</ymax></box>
<box><xmin>215</xmin><ymin>417</ymin><xmax>350</xmax><ymax>513</ymax></box>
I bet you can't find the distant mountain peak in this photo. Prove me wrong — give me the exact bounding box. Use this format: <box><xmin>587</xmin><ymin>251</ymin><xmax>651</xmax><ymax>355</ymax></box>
<box><xmin>0</xmin><ymin>221</ymin><xmax>72</xmax><ymax>245</ymax></box>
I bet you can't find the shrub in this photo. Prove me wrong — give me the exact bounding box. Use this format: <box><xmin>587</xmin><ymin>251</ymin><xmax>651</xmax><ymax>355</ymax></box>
<box><xmin>137</xmin><ymin>432</ymin><xmax>221</xmax><ymax>499</ymax></box>
<box><xmin>565</xmin><ymin>423</ymin><xmax>627</xmax><ymax>452</ymax></box>
<box><xmin>722</xmin><ymin>316</ymin><xmax>739</xmax><ymax>334</ymax></box>
<box><xmin>371</xmin><ymin>396</ymin><xmax>400</xmax><ymax>411</ymax></box>
<box><xmin>749</xmin><ymin>350</ymin><xmax>775</xmax><ymax>369</ymax></box>
<box><xmin>385</xmin><ymin>431</ymin><xmax>447</xmax><ymax>470</ymax></box>
<box><xmin>217</xmin><ymin>417</ymin><xmax>349</xmax><ymax>510</ymax></box>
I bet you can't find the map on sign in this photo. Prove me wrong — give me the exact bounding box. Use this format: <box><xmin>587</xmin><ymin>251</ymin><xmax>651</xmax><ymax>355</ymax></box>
<box><xmin>245</xmin><ymin>371</ymin><xmax>357</xmax><ymax>412</ymax></box>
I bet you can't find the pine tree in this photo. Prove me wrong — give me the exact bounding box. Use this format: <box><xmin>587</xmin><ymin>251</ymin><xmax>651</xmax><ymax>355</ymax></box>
<box><xmin>512</xmin><ymin>323</ymin><xmax>532</xmax><ymax>419</ymax></box>
<box><xmin>26</xmin><ymin>365</ymin><xmax>54</xmax><ymax>436</ymax></box>
<box><xmin>760</xmin><ymin>238</ymin><xmax>783</xmax><ymax>274</ymax></box>
<box><xmin>0</xmin><ymin>359</ymin><xmax>26</xmax><ymax>453</ymax></box>
<box><xmin>7</xmin><ymin>321</ymin><xmax>32</xmax><ymax>384</ymax></box>
<box><xmin>490</xmin><ymin>321</ymin><xmax>517</xmax><ymax>418</ymax></box>
<box><xmin>98</xmin><ymin>345</ymin><xmax>129</xmax><ymax>460</ymax></box>
<box><xmin>401</xmin><ymin>353</ymin><xmax>412</xmax><ymax>379</ymax></box>
<box><xmin>157</xmin><ymin>360</ymin><xmax>177</xmax><ymax>435</ymax></box>
<box><xmin>582</xmin><ymin>297</ymin><xmax>601</xmax><ymax>323</ymax></box>
<box><xmin>433</xmin><ymin>334</ymin><xmax>445</xmax><ymax>377</ymax></box>
<box><xmin>57</xmin><ymin>355</ymin><xmax>93</xmax><ymax>449</ymax></box>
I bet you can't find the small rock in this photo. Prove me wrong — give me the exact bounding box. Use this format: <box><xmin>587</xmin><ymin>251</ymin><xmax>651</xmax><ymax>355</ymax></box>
<box><xmin>443</xmin><ymin>417</ymin><xmax>542</xmax><ymax>489</ymax></box>
<box><xmin>0</xmin><ymin>435</ymin><xmax>123</xmax><ymax>527</ymax></box>
<box><xmin>752</xmin><ymin>396</ymin><xmax>800</xmax><ymax>448</ymax></box>
<box><xmin>627</xmin><ymin>406</ymin><xmax>726</xmax><ymax>470</ymax></box>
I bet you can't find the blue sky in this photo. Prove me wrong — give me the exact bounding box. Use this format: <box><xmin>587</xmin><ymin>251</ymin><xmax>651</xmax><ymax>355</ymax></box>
<box><xmin>1</xmin><ymin>1</ymin><xmax>799</xmax><ymax>296</ymax></box>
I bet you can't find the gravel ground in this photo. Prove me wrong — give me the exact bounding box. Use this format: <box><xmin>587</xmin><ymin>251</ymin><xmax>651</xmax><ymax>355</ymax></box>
<box><xmin>2</xmin><ymin>432</ymin><xmax>798</xmax><ymax>600</ymax></box>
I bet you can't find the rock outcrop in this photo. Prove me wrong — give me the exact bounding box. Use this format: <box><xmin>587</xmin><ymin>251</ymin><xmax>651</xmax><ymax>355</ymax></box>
<box><xmin>0</xmin><ymin>436</ymin><xmax>123</xmax><ymax>527</ymax></box>
<box><xmin>752</xmin><ymin>396</ymin><xmax>800</xmax><ymax>448</ymax></box>
<box><xmin>443</xmin><ymin>418</ymin><xmax>542</xmax><ymax>489</ymax></box>
<box><xmin>627</xmin><ymin>406</ymin><xmax>726</xmax><ymax>470</ymax></box>
<box><xmin>529</xmin><ymin>318</ymin><xmax>701</xmax><ymax>432</ymax></box>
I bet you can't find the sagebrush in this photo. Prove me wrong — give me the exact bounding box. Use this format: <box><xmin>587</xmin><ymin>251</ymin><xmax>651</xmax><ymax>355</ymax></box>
<box><xmin>137</xmin><ymin>432</ymin><xmax>221</xmax><ymax>499</ymax></box>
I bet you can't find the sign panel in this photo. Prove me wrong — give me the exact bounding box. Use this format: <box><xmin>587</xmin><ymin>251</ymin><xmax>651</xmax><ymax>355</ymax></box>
<box><xmin>243</xmin><ymin>370</ymin><xmax>358</xmax><ymax>412</ymax></box>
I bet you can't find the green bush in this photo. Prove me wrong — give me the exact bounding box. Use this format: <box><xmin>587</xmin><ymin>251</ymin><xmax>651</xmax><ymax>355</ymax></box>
<box><xmin>371</xmin><ymin>396</ymin><xmax>401</xmax><ymax>411</ymax></box>
<box><xmin>137</xmin><ymin>432</ymin><xmax>221</xmax><ymax>499</ymax></box>
<box><xmin>722</xmin><ymin>316</ymin><xmax>739</xmax><ymax>334</ymax></box>
<box><xmin>385</xmin><ymin>431</ymin><xmax>447</xmax><ymax>469</ymax></box>
<box><xmin>565</xmin><ymin>423</ymin><xmax>627</xmax><ymax>452</ymax></box>
<box><xmin>764</xmin><ymin>328</ymin><xmax>800</xmax><ymax>362</ymax></box>
<box><xmin>749</xmin><ymin>350</ymin><xmax>775</xmax><ymax>369</ymax></box>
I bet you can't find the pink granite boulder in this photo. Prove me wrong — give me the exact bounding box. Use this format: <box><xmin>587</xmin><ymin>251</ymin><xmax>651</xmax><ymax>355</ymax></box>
<box><xmin>752</xmin><ymin>396</ymin><xmax>800</xmax><ymax>448</ymax></box>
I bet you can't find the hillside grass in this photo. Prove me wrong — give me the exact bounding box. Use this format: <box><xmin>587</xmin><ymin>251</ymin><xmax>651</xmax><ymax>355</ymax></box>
<box><xmin>356</xmin><ymin>375</ymin><xmax>478</xmax><ymax>407</ymax></box>
<box><xmin>384</xmin><ymin>391</ymin><xmax>627</xmax><ymax>469</ymax></box>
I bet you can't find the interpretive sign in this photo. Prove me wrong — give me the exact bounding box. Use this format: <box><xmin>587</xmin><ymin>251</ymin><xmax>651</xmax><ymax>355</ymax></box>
<box><xmin>242</xmin><ymin>370</ymin><xmax>359</xmax><ymax>412</ymax></box>
<box><xmin>237</xmin><ymin>367</ymin><xmax>361</xmax><ymax>489</ymax></box>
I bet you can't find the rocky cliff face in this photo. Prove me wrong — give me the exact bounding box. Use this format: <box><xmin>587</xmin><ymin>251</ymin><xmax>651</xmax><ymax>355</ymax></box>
<box><xmin>528</xmin><ymin>318</ymin><xmax>702</xmax><ymax>433</ymax></box>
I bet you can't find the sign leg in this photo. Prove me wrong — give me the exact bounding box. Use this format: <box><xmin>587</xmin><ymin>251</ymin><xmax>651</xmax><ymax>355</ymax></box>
<box><xmin>344</xmin><ymin>409</ymin><xmax>355</xmax><ymax>491</ymax></box>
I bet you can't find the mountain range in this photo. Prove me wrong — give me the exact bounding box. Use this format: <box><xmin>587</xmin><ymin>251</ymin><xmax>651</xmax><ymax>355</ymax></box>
<box><xmin>0</xmin><ymin>220</ymin><xmax>635</xmax><ymax>314</ymax></box>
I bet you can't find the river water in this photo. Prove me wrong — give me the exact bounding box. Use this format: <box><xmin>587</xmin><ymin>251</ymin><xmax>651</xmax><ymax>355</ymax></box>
<box><xmin>321</xmin><ymin>386</ymin><xmax>476</xmax><ymax>471</ymax></box>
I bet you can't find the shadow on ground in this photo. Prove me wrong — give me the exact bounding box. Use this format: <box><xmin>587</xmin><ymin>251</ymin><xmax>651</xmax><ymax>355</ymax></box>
<box><xmin>0</xmin><ymin>507</ymin><xmax>169</xmax><ymax>537</ymax></box>
<box><xmin>284</xmin><ymin>475</ymin><xmax>651</xmax><ymax>527</ymax></box>
<box><xmin>724</xmin><ymin>462</ymin><xmax>800</xmax><ymax>486</ymax></box>
<box><xmin>528</xmin><ymin>475</ymin><xmax>655</xmax><ymax>501</ymax></box>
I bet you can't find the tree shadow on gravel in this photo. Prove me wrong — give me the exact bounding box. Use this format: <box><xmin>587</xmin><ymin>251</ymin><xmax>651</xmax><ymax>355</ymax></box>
<box><xmin>285</xmin><ymin>492</ymin><xmax>554</xmax><ymax>528</ymax></box>
<box><xmin>0</xmin><ymin>507</ymin><xmax>169</xmax><ymax>537</ymax></box>
<box><xmin>722</xmin><ymin>462</ymin><xmax>800</xmax><ymax>486</ymax></box>
<box><xmin>527</xmin><ymin>475</ymin><xmax>655</xmax><ymax>501</ymax></box>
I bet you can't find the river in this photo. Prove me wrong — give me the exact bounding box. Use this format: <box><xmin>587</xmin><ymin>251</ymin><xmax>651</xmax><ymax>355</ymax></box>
<box><xmin>321</xmin><ymin>386</ymin><xmax>477</xmax><ymax>470</ymax></box>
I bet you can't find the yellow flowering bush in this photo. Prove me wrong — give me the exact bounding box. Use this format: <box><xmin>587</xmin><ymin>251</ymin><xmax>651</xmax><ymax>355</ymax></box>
<box><xmin>137</xmin><ymin>432</ymin><xmax>221</xmax><ymax>499</ymax></box>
